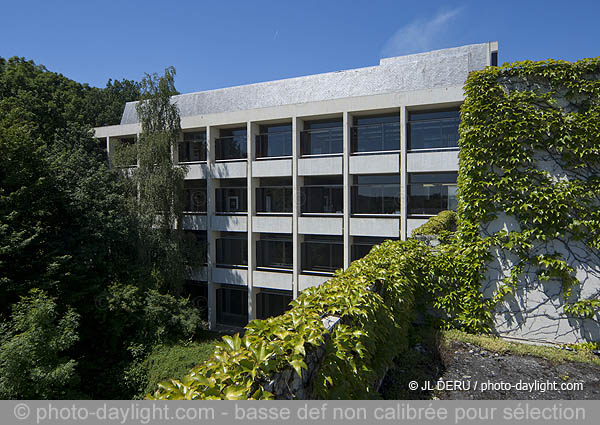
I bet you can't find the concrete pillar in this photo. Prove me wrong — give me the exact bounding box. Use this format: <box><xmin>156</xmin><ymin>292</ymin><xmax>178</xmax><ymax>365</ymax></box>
<box><xmin>292</xmin><ymin>116</ymin><xmax>303</xmax><ymax>299</ymax></box>
<box><xmin>342</xmin><ymin>111</ymin><xmax>352</xmax><ymax>269</ymax></box>
<box><xmin>206</xmin><ymin>125</ymin><xmax>218</xmax><ymax>329</ymax></box>
<box><xmin>247</xmin><ymin>122</ymin><xmax>258</xmax><ymax>321</ymax></box>
<box><xmin>400</xmin><ymin>106</ymin><xmax>408</xmax><ymax>241</ymax></box>
<box><xmin>106</xmin><ymin>136</ymin><xmax>111</xmax><ymax>168</ymax></box>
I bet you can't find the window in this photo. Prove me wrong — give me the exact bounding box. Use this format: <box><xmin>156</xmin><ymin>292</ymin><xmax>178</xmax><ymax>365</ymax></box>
<box><xmin>301</xmin><ymin>235</ymin><xmax>343</xmax><ymax>274</ymax></box>
<box><xmin>256</xmin><ymin>177</ymin><xmax>292</xmax><ymax>214</ymax></box>
<box><xmin>491</xmin><ymin>51</ymin><xmax>498</xmax><ymax>67</ymax></box>
<box><xmin>215</xmin><ymin>179</ymin><xmax>247</xmax><ymax>214</ymax></box>
<box><xmin>183</xmin><ymin>180</ymin><xmax>206</xmax><ymax>213</ymax></box>
<box><xmin>179</xmin><ymin>131</ymin><xmax>206</xmax><ymax>162</ymax></box>
<box><xmin>216</xmin><ymin>232</ymin><xmax>247</xmax><ymax>268</ymax></box>
<box><xmin>351</xmin><ymin>114</ymin><xmax>400</xmax><ymax>153</ymax></box>
<box><xmin>408</xmin><ymin>109</ymin><xmax>460</xmax><ymax>151</ymax></box>
<box><xmin>408</xmin><ymin>172</ymin><xmax>458</xmax><ymax>215</ymax></box>
<box><xmin>217</xmin><ymin>286</ymin><xmax>248</xmax><ymax>327</ymax></box>
<box><xmin>256</xmin><ymin>124</ymin><xmax>292</xmax><ymax>158</ymax></box>
<box><xmin>300</xmin><ymin>119</ymin><xmax>343</xmax><ymax>156</ymax></box>
<box><xmin>256</xmin><ymin>233</ymin><xmax>293</xmax><ymax>271</ymax></box>
<box><xmin>215</xmin><ymin>127</ymin><xmax>247</xmax><ymax>160</ymax></box>
<box><xmin>351</xmin><ymin>174</ymin><xmax>400</xmax><ymax>215</ymax></box>
<box><xmin>301</xmin><ymin>176</ymin><xmax>343</xmax><ymax>214</ymax></box>
<box><xmin>256</xmin><ymin>290</ymin><xmax>293</xmax><ymax>320</ymax></box>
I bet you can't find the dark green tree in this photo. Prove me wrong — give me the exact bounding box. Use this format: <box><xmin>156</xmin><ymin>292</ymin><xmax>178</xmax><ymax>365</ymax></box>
<box><xmin>133</xmin><ymin>67</ymin><xmax>188</xmax><ymax>294</ymax></box>
<box><xmin>0</xmin><ymin>289</ymin><xmax>80</xmax><ymax>399</ymax></box>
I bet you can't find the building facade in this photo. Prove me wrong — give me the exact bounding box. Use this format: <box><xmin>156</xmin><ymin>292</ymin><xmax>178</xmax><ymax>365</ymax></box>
<box><xmin>95</xmin><ymin>42</ymin><xmax>498</xmax><ymax>329</ymax></box>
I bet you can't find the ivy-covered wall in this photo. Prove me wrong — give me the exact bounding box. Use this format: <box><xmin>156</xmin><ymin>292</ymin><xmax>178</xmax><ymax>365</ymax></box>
<box><xmin>459</xmin><ymin>58</ymin><xmax>600</xmax><ymax>343</ymax></box>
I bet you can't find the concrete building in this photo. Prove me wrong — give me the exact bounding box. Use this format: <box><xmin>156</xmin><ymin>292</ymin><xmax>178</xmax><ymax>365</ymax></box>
<box><xmin>95</xmin><ymin>42</ymin><xmax>498</xmax><ymax>329</ymax></box>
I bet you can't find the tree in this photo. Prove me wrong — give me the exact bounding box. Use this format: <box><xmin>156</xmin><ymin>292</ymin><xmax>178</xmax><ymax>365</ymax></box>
<box><xmin>0</xmin><ymin>289</ymin><xmax>80</xmax><ymax>399</ymax></box>
<box><xmin>133</xmin><ymin>67</ymin><xmax>188</xmax><ymax>294</ymax></box>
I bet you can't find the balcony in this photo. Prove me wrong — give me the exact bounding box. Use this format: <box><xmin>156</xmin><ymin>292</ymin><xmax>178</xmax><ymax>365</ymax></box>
<box><xmin>351</xmin><ymin>175</ymin><xmax>400</xmax><ymax>215</ymax></box>
<box><xmin>256</xmin><ymin>185</ymin><xmax>292</xmax><ymax>214</ymax></box>
<box><xmin>216</xmin><ymin>234</ymin><xmax>248</xmax><ymax>268</ymax></box>
<box><xmin>216</xmin><ymin>128</ymin><xmax>247</xmax><ymax>161</ymax></box>
<box><xmin>351</xmin><ymin>121</ymin><xmax>400</xmax><ymax>154</ymax></box>
<box><xmin>407</xmin><ymin>172</ymin><xmax>458</xmax><ymax>216</ymax></box>
<box><xmin>301</xmin><ymin>176</ymin><xmax>343</xmax><ymax>215</ymax></box>
<box><xmin>408</xmin><ymin>109</ymin><xmax>460</xmax><ymax>151</ymax></box>
<box><xmin>215</xmin><ymin>180</ymin><xmax>247</xmax><ymax>214</ymax></box>
<box><xmin>301</xmin><ymin>235</ymin><xmax>343</xmax><ymax>275</ymax></box>
<box><xmin>255</xmin><ymin>124</ymin><xmax>292</xmax><ymax>159</ymax></box>
<box><xmin>183</xmin><ymin>180</ymin><xmax>206</xmax><ymax>213</ymax></box>
<box><xmin>256</xmin><ymin>235</ymin><xmax>293</xmax><ymax>272</ymax></box>
<box><xmin>300</xmin><ymin>119</ymin><xmax>343</xmax><ymax>156</ymax></box>
<box><xmin>178</xmin><ymin>131</ymin><xmax>207</xmax><ymax>163</ymax></box>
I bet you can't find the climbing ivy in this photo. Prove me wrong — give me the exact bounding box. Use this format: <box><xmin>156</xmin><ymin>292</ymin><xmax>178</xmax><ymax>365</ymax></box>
<box><xmin>458</xmin><ymin>57</ymin><xmax>600</xmax><ymax>322</ymax></box>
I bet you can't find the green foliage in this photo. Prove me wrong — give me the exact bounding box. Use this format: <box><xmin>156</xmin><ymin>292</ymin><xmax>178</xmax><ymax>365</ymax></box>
<box><xmin>149</xmin><ymin>240</ymin><xmax>423</xmax><ymax>400</ymax></box>
<box><xmin>0</xmin><ymin>289</ymin><xmax>80</xmax><ymax>399</ymax></box>
<box><xmin>127</xmin><ymin>334</ymin><xmax>222</xmax><ymax>398</ymax></box>
<box><xmin>0</xmin><ymin>57</ymin><xmax>204</xmax><ymax>399</ymax></box>
<box><xmin>412</xmin><ymin>210</ymin><xmax>458</xmax><ymax>239</ymax></box>
<box><xmin>459</xmin><ymin>57</ymin><xmax>600</xmax><ymax>321</ymax></box>
<box><xmin>129</xmin><ymin>67</ymin><xmax>189</xmax><ymax>294</ymax></box>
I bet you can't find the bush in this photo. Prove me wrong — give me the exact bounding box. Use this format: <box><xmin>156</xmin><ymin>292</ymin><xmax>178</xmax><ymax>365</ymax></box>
<box><xmin>412</xmin><ymin>210</ymin><xmax>458</xmax><ymax>238</ymax></box>
<box><xmin>127</xmin><ymin>333</ymin><xmax>221</xmax><ymax>398</ymax></box>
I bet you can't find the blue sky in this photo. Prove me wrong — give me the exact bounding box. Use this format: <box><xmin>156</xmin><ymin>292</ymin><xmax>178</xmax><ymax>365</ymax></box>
<box><xmin>1</xmin><ymin>0</ymin><xmax>598</xmax><ymax>94</ymax></box>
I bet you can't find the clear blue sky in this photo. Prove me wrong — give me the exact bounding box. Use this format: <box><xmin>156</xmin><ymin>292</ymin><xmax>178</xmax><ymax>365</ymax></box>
<box><xmin>1</xmin><ymin>0</ymin><xmax>598</xmax><ymax>94</ymax></box>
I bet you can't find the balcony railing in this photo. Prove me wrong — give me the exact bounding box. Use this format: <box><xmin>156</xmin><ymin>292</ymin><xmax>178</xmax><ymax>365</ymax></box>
<box><xmin>256</xmin><ymin>239</ymin><xmax>293</xmax><ymax>270</ymax></box>
<box><xmin>215</xmin><ymin>135</ymin><xmax>247</xmax><ymax>160</ymax></box>
<box><xmin>216</xmin><ymin>238</ymin><xmax>248</xmax><ymax>268</ymax></box>
<box><xmin>178</xmin><ymin>140</ymin><xmax>206</xmax><ymax>163</ymax></box>
<box><xmin>256</xmin><ymin>186</ymin><xmax>292</xmax><ymax>214</ymax></box>
<box><xmin>407</xmin><ymin>184</ymin><xmax>458</xmax><ymax>215</ymax></box>
<box><xmin>301</xmin><ymin>186</ymin><xmax>343</xmax><ymax>214</ymax></box>
<box><xmin>255</xmin><ymin>132</ymin><xmax>292</xmax><ymax>158</ymax></box>
<box><xmin>301</xmin><ymin>241</ymin><xmax>343</xmax><ymax>274</ymax></box>
<box><xmin>300</xmin><ymin>128</ymin><xmax>343</xmax><ymax>156</ymax></box>
<box><xmin>351</xmin><ymin>184</ymin><xmax>401</xmax><ymax>215</ymax></box>
<box><xmin>351</xmin><ymin>122</ymin><xmax>400</xmax><ymax>154</ymax></box>
<box><xmin>408</xmin><ymin>112</ymin><xmax>460</xmax><ymax>151</ymax></box>
<box><xmin>183</xmin><ymin>188</ymin><xmax>207</xmax><ymax>213</ymax></box>
<box><xmin>215</xmin><ymin>187</ymin><xmax>247</xmax><ymax>214</ymax></box>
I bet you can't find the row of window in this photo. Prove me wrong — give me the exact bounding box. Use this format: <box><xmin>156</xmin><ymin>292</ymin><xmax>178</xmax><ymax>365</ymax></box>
<box><xmin>186</xmin><ymin>231</ymin><xmax>395</xmax><ymax>275</ymax></box>
<box><xmin>183</xmin><ymin>281</ymin><xmax>294</xmax><ymax>327</ymax></box>
<box><xmin>172</xmin><ymin>109</ymin><xmax>460</xmax><ymax>162</ymax></box>
<box><xmin>183</xmin><ymin>173</ymin><xmax>457</xmax><ymax>216</ymax></box>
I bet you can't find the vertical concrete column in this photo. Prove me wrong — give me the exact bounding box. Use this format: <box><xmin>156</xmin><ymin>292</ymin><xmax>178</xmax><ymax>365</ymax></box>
<box><xmin>292</xmin><ymin>116</ymin><xmax>303</xmax><ymax>299</ymax></box>
<box><xmin>247</xmin><ymin>122</ymin><xmax>258</xmax><ymax>321</ymax></box>
<box><xmin>206</xmin><ymin>126</ymin><xmax>218</xmax><ymax>329</ymax></box>
<box><xmin>400</xmin><ymin>107</ymin><xmax>408</xmax><ymax>241</ymax></box>
<box><xmin>342</xmin><ymin>111</ymin><xmax>351</xmax><ymax>269</ymax></box>
<box><xmin>106</xmin><ymin>136</ymin><xmax>111</xmax><ymax>168</ymax></box>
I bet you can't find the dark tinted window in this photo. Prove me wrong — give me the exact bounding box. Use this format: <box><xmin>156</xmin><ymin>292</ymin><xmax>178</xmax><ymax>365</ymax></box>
<box><xmin>217</xmin><ymin>286</ymin><xmax>248</xmax><ymax>327</ymax></box>
<box><xmin>351</xmin><ymin>114</ymin><xmax>400</xmax><ymax>153</ymax></box>
<box><xmin>256</xmin><ymin>124</ymin><xmax>292</xmax><ymax>158</ymax></box>
<box><xmin>256</xmin><ymin>234</ymin><xmax>293</xmax><ymax>270</ymax></box>
<box><xmin>179</xmin><ymin>131</ymin><xmax>207</xmax><ymax>162</ymax></box>
<box><xmin>301</xmin><ymin>235</ymin><xmax>343</xmax><ymax>274</ymax></box>
<box><xmin>351</xmin><ymin>174</ymin><xmax>401</xmax><ymax>215</ymax></box>
<box><xmin>408</xmin><ymin>172</ymin><xmax>458</xmax><ymax>215</ymax></box>
<box><xmin>216</xmin><ymin>232</ymin><xmax>247</xmax><ymax>267</ymax></box>
<box><xmin>408</xmin><ymin>109</ymin><xmax>460</xmax><ymax>151</ymax></box>
<box><xmin>256</xmin><ymin>291</ymin><xmax>293</xmax><ymax>320</ymax></box>
<box><xmin>216</xmin><ymin>127</ymin><xmax>247</xmax><ymax>160</ymax></box>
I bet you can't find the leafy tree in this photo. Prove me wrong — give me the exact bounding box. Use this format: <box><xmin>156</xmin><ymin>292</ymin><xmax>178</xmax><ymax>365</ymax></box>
<box><xmin>132</xmin><ymin>67</ymin><xmax>188</xmax><ymax>294</ymax></box>
<box><xmin>0</xmin><ymin>289</ymin><xmax>80</xmax><ymax>399</ymax></box>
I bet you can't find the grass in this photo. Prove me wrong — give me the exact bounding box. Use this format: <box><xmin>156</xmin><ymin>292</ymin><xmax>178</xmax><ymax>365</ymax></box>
<box><xmin>140</xmin><ymin>330</ymin><xmax>223</xmax><ymax>396</ymax></box>
<box><xmin>442</xmin><ymin>329</ymin><xmax>600</xmax><ymax>367</ymax></box>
